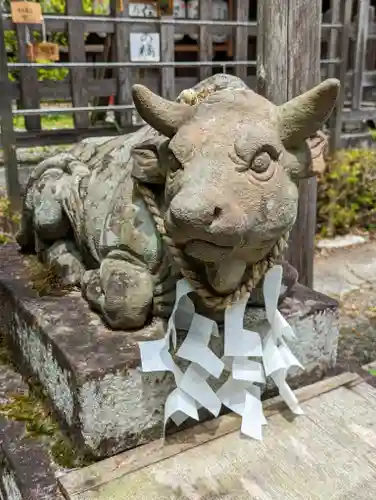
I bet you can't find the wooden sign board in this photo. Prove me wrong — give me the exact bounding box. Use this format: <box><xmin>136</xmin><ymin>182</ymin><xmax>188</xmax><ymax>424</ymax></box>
<box><xmin>11</xmin><ymin>1</ymin><xmax>43</xmax><ymax>24</ymax></box>
<box><xmin>130</xmin><ymin>32</ymin><xmax>160</xmax><ymax>62</ymax></box>
<box><xmin>33</xmin><ymin>42</ymin><xmax>60</xmax><ymax>61</ymax></box>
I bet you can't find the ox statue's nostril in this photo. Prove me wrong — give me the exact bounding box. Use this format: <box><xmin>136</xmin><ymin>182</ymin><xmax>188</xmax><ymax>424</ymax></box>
<box><xmin>213</xmin><ymin>206</ymin><xmax>222</xmax><ymax>219</ymax></box>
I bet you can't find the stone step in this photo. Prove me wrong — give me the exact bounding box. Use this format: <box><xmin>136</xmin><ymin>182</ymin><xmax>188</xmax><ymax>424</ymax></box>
<box><xmin>0</xmin><ymin>363</ymin><xmax>65</xmax><ymax>500</ymax></box>
<box><xmin>0</xmin><ymin>243</ymin><xmax>340</xmax><ymax>459</ymax></box>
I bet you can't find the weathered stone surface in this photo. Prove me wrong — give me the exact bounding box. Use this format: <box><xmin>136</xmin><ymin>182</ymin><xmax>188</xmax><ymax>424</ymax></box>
<box><xmin>0</xmin><ymin>364</ymin><xmax>63</xmax><ymax>500</ymax></box>
<box><xmin>0</xmin><ymin>244</ymin><xmax>339</xmax><ymax>458</ymax></box>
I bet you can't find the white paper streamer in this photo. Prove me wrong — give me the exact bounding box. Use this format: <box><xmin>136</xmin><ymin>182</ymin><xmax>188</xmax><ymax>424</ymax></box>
<box><xmin>164</xmin><ymin>388</ymin><xmax>199</xmax><ymax>427</ymax></box>
<box><xmin>180</xmin><ymin>363</ymin><xmax>222</xmax><ymax>417</ymax></box>
<box><xmin>167</xmin><ymin>279</ymin><xmax>195</xmax><ymax>348</ymax></box>
<box><xmin>262</xmin><ymin>266</ymin><xmax>304</xmax><ymax>415</ymax></box>
<box><xmin>241</xmin><ymin>386</ymin><xmax>265</xmax><ymax>440</ymax></box>
<box><xmin>177</xmin><ymin>313</ymin><xmax>224</xmax><ymax>379</ymax></box>
<box><xmin>138</xmin><ymin>266</ymin><xmax>305</xmax><ymax>441</ymax></box>
<box><xmin>224</xmin><ymin>293</ymin><xmax>263</xmax><ymax>358</ymax></box>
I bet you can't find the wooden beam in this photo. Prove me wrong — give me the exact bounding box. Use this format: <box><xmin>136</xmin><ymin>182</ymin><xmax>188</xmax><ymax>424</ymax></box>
<box><xmin>352</xmin><ymin>0</ymin><xmax>370</xmax><ymax>110</ymax></box>
<box><xmin>256</xmin><ymin>0</ymin><xmax>288</xmax><ymax>104</ymax></box>
<box><xmin>329</xmin><ymin>0</ymin><xmax>353</xmax><ymax>153</ymax></box>
<box><xmin>257</xmin><ymin>0</ymin><xmax>321</xmax><ymax>287</ymax></box>
<box><xmin>234</xmin><ymin>0</ymin><xmax>250</xmax><ymax>81</ymax></box>
<box><xmin>111</xmin><ymin>0</ymin><xmax>133</xmax><ymax>126</ymax></box>
<box><xmin>285</xmin><ymin>0</ymin><xmax>322</xmax><ymax>288</ymax></box>
<box><xmin>199</xmin><ymin>0</ymin><xmax>213</xmax><ymax>81</ymax></box>
<box><xmin>160</xmin><ymin>13</ymin><xmax>175</xmax><ymax>100</ymax></box>
<box><xmin>15</xmin><ymin>23</ymin><xmax>41</xmax><ymax>131</ymax></box>
<box><xmin>66</xmin><ymin>0</ymin><xmax>89</xmax><ymax>128</ymax></box>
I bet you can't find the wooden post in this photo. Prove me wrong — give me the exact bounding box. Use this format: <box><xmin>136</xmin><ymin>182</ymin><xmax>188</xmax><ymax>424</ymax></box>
<box><xmin>160</xmin><ymin>14</ymin><xmax>175</xmax><ymax>100</ymax></box>
<box><xmin>199</xmin><ymin>0</ymin><xmax>213</xmax><ymax>81</ymax></box>
<box><xmin>66</xmin><ymin>0</ymin><xmax>89</xmax><ymax>128</ymax></box>
<box><xmin>0</xmin><ymin>3</ymin><xmax>21</xmax><ymax>210</ymax></box>
<box><xmin>15</xmin><ymin>24</ymin><xmax>41</xmax><ymax>131</ymax></box>
<box><xmin>286</xmin><ymin>0</ymin><xmax>321</xmax><ymax>289</ymax></box>
<box><xmin>330</xmin><ymin>0</ymin><xmax>353</xmax><ymax>153</ymax></box>
<box><xmin>352</xmin><ymin>0</ymin><xmax>370</xmax><ymax>109</ymax></box>
<box><xmin>257</xmin><ymin>0</ymin><xmax>288</xmax><ymax>105</ymax></box>
<box><xmin>234</xmin><ymin>0</ymin><xmax>250</xmax><ymax>82</ymax></box>
<box><xmin>111</xmin><ymin>0</ymin><xmax>132</xmax><ymax>126</ymax></box>
<box><xmin>257</xmin><ymin>0</ymin><xmax>321</xmax><ymax>288</ymax></box>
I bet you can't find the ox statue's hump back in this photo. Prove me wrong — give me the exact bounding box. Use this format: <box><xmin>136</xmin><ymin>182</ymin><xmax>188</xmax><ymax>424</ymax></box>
<box><xmin>16</xmin><ymin>74</ymin><xmax>339</xmax><ymax>330</ymax></box>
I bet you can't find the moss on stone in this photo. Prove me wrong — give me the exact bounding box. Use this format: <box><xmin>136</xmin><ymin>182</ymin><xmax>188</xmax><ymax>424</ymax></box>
<box><xmin>0</xmin><ymin>381</ymin><xmax>93</xmax><ymax>468</ymax></box>
<box><xmin>24</xmin><ymin>256</ymin><xmax>75</xmax><ymax>297</ymax></box>
<box><xmin>0</xmin><ymin>334</ymin><xmax>92</xmax><ymax>469</ymax></box>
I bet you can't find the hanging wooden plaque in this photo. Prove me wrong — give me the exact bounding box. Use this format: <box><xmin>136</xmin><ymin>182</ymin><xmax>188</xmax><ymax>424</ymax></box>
<box><xmin>11</xmin><ymin>2</ymin><xmax>43</xmax><ymax>24</ymax></box>
<box><xmin>33</xmin><ymin>42</ymin><xmax>60</xmax><ymax>61</ymax></box>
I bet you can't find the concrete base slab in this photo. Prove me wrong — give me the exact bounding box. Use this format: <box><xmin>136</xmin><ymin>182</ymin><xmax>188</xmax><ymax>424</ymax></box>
<box><xmin>0</xmin><ymin>244</ymin><xmax>339</xmax><ymax>459</ymax></box>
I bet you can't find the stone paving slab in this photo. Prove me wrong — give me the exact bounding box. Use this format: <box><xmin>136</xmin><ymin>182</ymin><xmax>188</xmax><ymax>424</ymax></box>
<box><xmin>0</xmin><ymin>364</ymin><xmax>63</xmax><ymax>500</ymax></box>
<box><xmin>314</xmin><ymin>240</ymin><xmax>376</xmax><ymax>298</ymax></box>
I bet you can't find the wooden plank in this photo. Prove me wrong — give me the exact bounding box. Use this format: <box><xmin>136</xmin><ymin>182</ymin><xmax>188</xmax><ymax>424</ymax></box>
<box><xmin>160</xmin><ymin>16</ymin><xmax>175</xmax><ymax>100</ymax></box>
<box><xmin>285</xmin><ymin>0</ymin><xmax>321</xmax><ymax>288</ymax></box>
<box><xmin>330</xmin><ymin>0</ymin><xmax>353</xmax><ymax>153</ymax></box>
<box><xmin>256</xmin><ymin>0</ymin><xmax>288</xmax><ymax>104</ymax></box>
<box><xmin>352</xmin><ymin>0</ymin><xmax>370</xmax><ymax>109</ymax></box>
<box><xmin>303</xmin><ymin>384</ymin><xmax>376</xmax><ymax>466</ymax></box>
<box><xmin>58</xmin><ymin>371</ymin><xmax>360</xmax><ymax>497</ymax></box>
<box><xmin>15</xmin><ymin>23</ymin><xmax>41</xmax><ymax>131</ymax></box>
<box><xmin>234</xmin><ymin>0</ymin><xmax>250</xmax><ymax>81</ymax></box>
<box><xmin>351</xmin><ymin>379</ymin><xmax>376</xmax><ymax>404</ymax></box>
<box><xmin>111</xmin><ymin>0</ymin><xmax>132</xmax><ymax>127</ymax></box>
<box><xmin>199</xmin><ymin>0</ymin><xmax>213</xmax><ymax>81</ymax></box>
<box><xmin>66</xmin><ymin>0</ymin><xmax>89</xmax><ymax>128</ymax></box>
<box><xmin>0</xmin><ymin>4</ymin><xmax>21</xmax><ymax>210</ymax></box>
<box><xmin>63</xmin><ymin>383</ymin><xmax>376</xmax><ymax>500</ymax></box>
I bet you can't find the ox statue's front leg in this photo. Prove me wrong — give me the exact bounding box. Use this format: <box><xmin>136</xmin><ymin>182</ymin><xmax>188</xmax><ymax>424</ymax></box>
<box><xmin>81</xmin><ymin>250</ymin><xmax>154</xmax><ymax>330</ymax></box>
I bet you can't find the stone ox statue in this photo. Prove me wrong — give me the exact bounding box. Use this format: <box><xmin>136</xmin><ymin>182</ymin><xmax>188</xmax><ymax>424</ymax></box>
<box><xmin>16</xmin><ymin>75</ymin><xmax>339</xmax><ymax>330</ymax></box>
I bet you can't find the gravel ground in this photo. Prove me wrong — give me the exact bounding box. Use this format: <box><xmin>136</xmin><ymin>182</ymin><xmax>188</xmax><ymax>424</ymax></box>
<box><xmin>337</xmin><ymin>285</ymin><xmax>376</xmax><ymax>369</ymax></box>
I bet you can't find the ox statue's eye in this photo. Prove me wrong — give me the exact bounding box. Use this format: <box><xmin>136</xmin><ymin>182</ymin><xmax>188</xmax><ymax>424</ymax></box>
<box><xmin>251</xmin><ymin>152</ymin><xmax>271</xmax><ymax>173</ymax></box>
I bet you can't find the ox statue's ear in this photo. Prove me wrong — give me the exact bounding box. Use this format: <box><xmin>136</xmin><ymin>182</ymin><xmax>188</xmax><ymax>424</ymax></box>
<box><xmin>131</xmin><ymin>136</ymin><xmax>167</xmax><ymax>185</ymax></box>
<box><xmin>132</xmin><ymin>84</ymin><xmax>195</xmax><ymax>138</ymax></box>
<box><xmin>279</xmin><ymin>78</ymin><xmax>340</xmax><ymax>149</ymax></box>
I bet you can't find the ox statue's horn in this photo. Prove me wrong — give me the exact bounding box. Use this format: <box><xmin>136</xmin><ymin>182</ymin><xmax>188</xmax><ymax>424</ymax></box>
<box><xmin>278</xmin><ymin>78</ymin><xmax>340</xmax><ymax>148</ymax></box>
<box><xmin>132</xmin><ymin>84</ymin><xmax>195</xmax><ymax>138</ymax></box>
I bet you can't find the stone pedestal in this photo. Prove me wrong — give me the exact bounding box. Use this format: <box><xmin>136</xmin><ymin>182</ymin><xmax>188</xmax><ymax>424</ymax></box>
<box><xmin>0</xmin><ymin>244</ymin><xmax>339</xmax><ymax>458</ymax></box>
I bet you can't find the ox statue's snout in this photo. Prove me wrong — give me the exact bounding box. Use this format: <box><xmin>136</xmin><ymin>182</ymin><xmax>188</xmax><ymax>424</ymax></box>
<box><xmin>166</xmin><ymin>191</ymin><xmax>247</xmax><ymax>247</ymax></box>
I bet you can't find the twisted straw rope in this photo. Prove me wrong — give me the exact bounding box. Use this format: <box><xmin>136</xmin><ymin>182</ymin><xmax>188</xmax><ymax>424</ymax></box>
<box><xmin>136</xmin><ymin>86</ymin><xmax>289</xmax><ymax>309</ymax></box>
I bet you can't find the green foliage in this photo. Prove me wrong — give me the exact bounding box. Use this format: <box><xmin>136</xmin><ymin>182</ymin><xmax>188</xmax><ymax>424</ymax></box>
<box><xmin>0</xmin><ymin>195</ymin><xmax>20</xmax><ymax>242</ymax></box>
<box><xmin>13</xmin><ymin>113</ymin><xmax>74</xmax><ymax>129</ymax></box>
<box><xmin>317</xmin><ymin>149</ymin><xmax>376</xmax><ymax>237</ymax></box>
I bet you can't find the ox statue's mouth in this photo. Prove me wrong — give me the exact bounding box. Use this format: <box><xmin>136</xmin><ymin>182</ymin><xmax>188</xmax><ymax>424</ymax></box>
<box><xmin>183</xmin><ymin>240</ymin><xmax>234</xmax><ymax>263</ymax></box>
<box><xmin>183</xmin><ymin>238</ymin><xmax>276</xmax><ymax>264</ymax></box>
